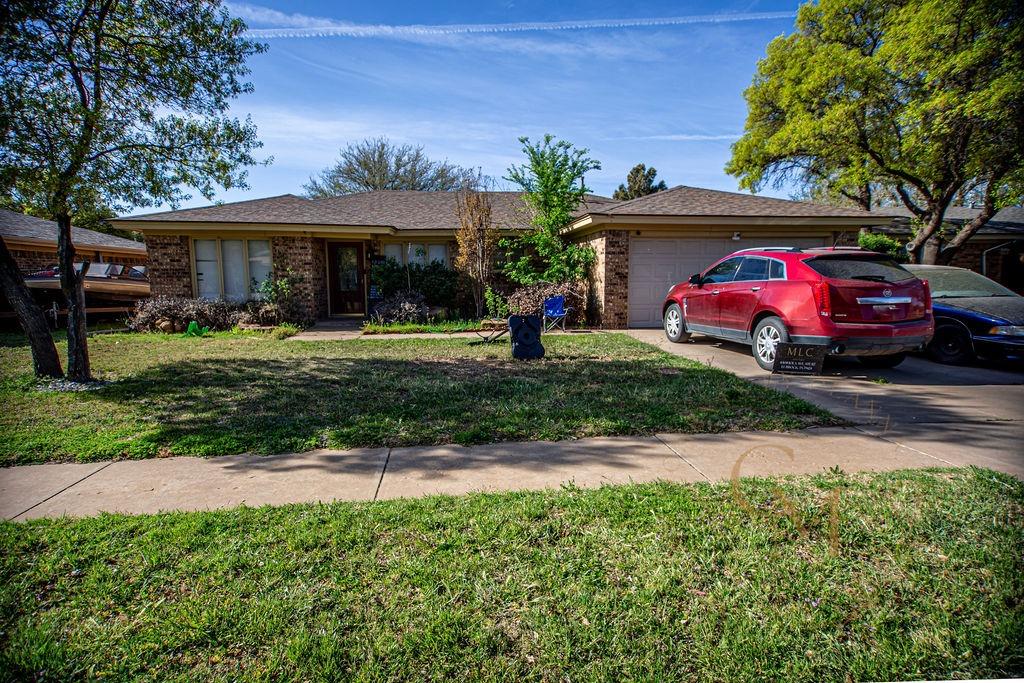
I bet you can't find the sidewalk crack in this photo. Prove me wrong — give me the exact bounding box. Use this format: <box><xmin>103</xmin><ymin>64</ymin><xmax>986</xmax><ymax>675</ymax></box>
<box><xmin>656</xmin><ymin>435</ymin><xmax>710</xmax><ymax>482</ymax></box>
<box><xmin>10</xmin><ymin>461</ymin><xmax>114</xmax><ymax>521</ymax></box>
<box><xmin>373</xmin><ymin>448</ymin><xmax>392</xmax><ymax>501</ymax></box>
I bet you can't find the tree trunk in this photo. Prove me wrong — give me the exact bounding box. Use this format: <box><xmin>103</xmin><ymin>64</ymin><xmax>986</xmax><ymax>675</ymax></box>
<box><xmin>919</xmin><ymin>236</ymin><xmax>942</xmax><ymax>265</ymax></box>
<box><xmin>906</xmin><ymin>210</ymin><xmax>946</xmax><ymax>264</ymax></box>
<box><xmin>938</xmin><ymin>178</ymin><xmax>1001</xmax><ymax>265</ymax></box>
<box><xmin>0</xmin><ymin>238</ymin><xmax>64</xmax><ymax>378</ymax></box>
<box><xmin>56</xmin><ymin>214</ymin><xmax>91</xmax><ymax>381</ymax></box>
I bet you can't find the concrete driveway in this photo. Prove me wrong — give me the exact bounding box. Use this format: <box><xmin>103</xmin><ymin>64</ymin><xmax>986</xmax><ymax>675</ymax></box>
<box><xmin>629</xmin><ymin>329</ymin><xmax>1024</xmax><ymax>477</ymax></box>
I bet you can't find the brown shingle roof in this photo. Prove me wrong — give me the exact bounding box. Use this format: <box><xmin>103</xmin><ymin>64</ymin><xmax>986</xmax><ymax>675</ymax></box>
<box><xmin>115</xmin><ymin>191</ymin><xmax>617</xmax><ymax>231</ymax></box>
<box><xmin>0</xmin><ymin>209</ymin><xmax>146</xmax><ymax>253</ymax></box>
<box><xmin>590</xmin><ymin>185</ymin><xmax>875</xmax><ymax>218</ymax></box>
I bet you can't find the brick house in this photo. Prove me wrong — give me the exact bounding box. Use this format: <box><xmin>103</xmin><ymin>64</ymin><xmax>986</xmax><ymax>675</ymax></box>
<box><xmin>111</xmin><ymin>186</ymin><xmax>879</xmax><ymax>328</ymax></box>
<box><xmin>1</xmin><ymin>208</ymin><xmax>147</xmax><ymax>274</ymax></box>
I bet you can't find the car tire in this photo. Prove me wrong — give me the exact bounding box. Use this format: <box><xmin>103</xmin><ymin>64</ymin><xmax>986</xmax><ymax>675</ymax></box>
<box><xmin>858</xmin><ymin>352</ymin><xmax>907</xmax><ymax>369</ymax></box>
<box><xmin>752</xmin><ymin>316</ymin><xmax>789</xmax><ymax>371</ymax></box>
<box><xmin>927</xmin><ymin>323</ymin><xmax>975</xmax><ymax>365</ymax></box>
<box><xmin>663</xmin><ymin>303</ymin><xmax>690</xmax><ymax>343</ymax></box>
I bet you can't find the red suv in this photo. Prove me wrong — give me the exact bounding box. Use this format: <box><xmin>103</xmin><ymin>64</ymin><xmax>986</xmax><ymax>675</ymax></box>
<box><xmin>662</xmin><ymin>247</ymin><xmax>934</xmax><ymax>370</ymax></box>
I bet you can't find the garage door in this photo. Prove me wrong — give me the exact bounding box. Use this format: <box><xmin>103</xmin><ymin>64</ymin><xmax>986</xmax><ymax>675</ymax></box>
<box><xmin>627</xmin><ymin>236</ymin><xmax>830</xmax><ymax>327</ymax></box>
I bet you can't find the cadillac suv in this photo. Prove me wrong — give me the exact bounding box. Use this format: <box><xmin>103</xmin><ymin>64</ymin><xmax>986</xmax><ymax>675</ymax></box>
<box><xmin>662</xmin><ymin>247</ymin><xmax>934</xmax><ymax>370</ymax></box>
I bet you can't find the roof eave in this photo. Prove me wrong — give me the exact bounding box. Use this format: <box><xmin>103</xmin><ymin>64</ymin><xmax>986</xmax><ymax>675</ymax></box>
<box><xmin>565</xmin><ymin>213</ymin><xmax>886</xmax><ymax>234</ymax></box>
<box><xmin>112</xmin><ymin>220</ymin><xmax>399</xmax><ymax>235</ymax></box>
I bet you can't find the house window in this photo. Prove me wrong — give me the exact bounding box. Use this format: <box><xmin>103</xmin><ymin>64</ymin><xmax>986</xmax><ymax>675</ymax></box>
<box><xmin>427</xmin><ymin>244</ymin><xmax>447</xmax><ymax>265</ymax></box>
<box><xmin>380</xmin><ymin>242</ymin><xmax>449</xmax><ymax>267</ymax></box>
<box><xmin>192</xmin><ymin>238</ymin><xmax>272</xmax><ymax>301</ymax></box>
<box><xmin>382</xmin><ymin>243</ymin><xmax>403</xmax><ymax>263</ymax></box>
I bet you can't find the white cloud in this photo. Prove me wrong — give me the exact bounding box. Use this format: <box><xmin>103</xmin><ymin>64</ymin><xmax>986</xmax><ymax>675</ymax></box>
<box><xmin>612</xmin><ymin>133</ymin><xmax>743</xmax><ymax>141</ymax></box>
<box><xmin>228</xmin><ymin>3</ymin><xmax>796</xmax><ymax>41</ymax></box>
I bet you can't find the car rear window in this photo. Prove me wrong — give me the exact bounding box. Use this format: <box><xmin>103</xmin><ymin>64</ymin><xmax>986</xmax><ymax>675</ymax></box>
<box><xmin>805</xmin><ymin>256</ymin><xmax>915</xmax><ymax>283</ymax></box>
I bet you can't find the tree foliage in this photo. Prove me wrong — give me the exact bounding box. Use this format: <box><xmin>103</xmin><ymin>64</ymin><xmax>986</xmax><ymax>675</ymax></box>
<box><xmin>726</xmin><ymin>0</ymin><xmax>1024</xmax><ymax>264</ymax></box>
<box><xmin>304</xmin><ymin>137</ymin><xmax>485</xmax><ymax>196</ymax></box>
<box><xmin>0</xmin><ymin>0</ymin><xmax>266</xmax><ymax>379</ymax></box>
<box><xmin>613</xmin><ymin>163</ymin><xmax>668</xmax><ymax>201</ymax></box>
<box><xmin>453</xmin><ymin>190</ymin><xmax>499</xmax><ymax>318</ymax></box>
<box><xmin>501</xmin><ymin>135</ymin><xmax>600</xmax><ymax>285</ymax></box>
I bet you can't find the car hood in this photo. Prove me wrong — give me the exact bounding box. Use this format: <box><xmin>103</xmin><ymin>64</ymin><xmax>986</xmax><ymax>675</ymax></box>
<box><xmin>933</xmin><ymin>296</ymin><xmax>1024</xmax><ymax>324</ymax></box>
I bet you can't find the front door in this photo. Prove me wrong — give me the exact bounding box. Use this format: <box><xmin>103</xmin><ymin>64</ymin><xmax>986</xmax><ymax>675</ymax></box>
<box><xmin>328</xmin><ymin>242</ymin><xmax>365</xmax><ymax>315</ymax></box>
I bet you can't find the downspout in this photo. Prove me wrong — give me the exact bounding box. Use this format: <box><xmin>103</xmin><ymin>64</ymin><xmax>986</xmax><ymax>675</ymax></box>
<box><xmin>981</xmin><ymin>240</ymin><xmax>1014</xmax><ymax>277</ymax></box>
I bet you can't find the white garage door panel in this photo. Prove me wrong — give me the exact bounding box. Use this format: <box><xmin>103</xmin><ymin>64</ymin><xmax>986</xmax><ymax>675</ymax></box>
<box><xmin>627</xmin><ymin>236</ymin><xmax>830</xmax><ymax>328</ymax></box>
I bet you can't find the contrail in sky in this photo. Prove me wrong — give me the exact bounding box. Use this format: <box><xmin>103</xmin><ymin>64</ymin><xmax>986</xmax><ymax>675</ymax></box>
<box><xmin>234</xmin><ymin>6</ymin><xmax>797</xmax><ymax>40</ymax></box>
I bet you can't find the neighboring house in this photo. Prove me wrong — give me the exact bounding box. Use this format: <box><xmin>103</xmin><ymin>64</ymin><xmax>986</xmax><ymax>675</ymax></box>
<box><xmin>869</xmin><ymin>206</ymin><xmax>1024</xmax><ymax>293</ymax></box>
<box><xmin>0</xmin><ymin>208</ymin><xmax>147</xmax><ymax>274</ymax></box>
<box><xmin>111</xmin><ymin>186</ymin><xmax>879</xmax><ymax>328</ymax></box>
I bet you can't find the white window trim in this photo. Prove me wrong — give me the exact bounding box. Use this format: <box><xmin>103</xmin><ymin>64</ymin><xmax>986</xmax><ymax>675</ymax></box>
<box><xmin>191</xmin><ymin>238</ymin><xmax>273</xmax><ymax>300</ymax></box>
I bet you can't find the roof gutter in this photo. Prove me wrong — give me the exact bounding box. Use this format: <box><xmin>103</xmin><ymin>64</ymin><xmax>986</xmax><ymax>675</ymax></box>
<box><xmin>564</xmin><ymin>212</ymin><xmax>885</xmax><ymax>235</ymax></box>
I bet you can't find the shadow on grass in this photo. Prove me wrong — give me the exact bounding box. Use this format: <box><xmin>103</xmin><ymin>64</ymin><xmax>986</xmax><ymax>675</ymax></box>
<box><xmin>92</xmin><ymin>354</ymin><xmax>824</xmax><ymax>461</ymax></box>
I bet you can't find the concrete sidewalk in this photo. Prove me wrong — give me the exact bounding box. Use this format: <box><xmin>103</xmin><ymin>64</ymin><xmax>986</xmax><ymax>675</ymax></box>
<box><xmin>2</xmin><ymin>427</ymin><xmax>954</xmax><ymax>521</ymax></box>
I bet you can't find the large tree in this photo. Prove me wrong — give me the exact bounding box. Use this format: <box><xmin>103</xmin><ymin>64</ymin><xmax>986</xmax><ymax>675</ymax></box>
<box><xmin>0</xmin><ymin>0</ymin><xmax>265</xmax><ymax>380</ymax></box>
<box><xmin>613</xmin><ymin>163</ymin><xmax>668</xmax><ymax>201</ymax></box>
<box><xmin>501</xmin><ymin>135</ymin><xmax>600</xmax><ymax>285</ymax></box>
<box><xmin>304</xmin><ymin>137</ymin><xmax>484</xmax><ymax>197</ymax></box>
<box><xmin>726</xmin><ymin>0</ymin><xmax>1024</xmax><ymax>263</ymax></box>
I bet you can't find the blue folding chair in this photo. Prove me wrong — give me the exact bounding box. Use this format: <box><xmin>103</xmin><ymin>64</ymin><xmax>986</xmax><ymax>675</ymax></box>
<box><xmin>543</xmin><ymin>295</ymin><xmax>571</xmax><ymax>332</ymax></box>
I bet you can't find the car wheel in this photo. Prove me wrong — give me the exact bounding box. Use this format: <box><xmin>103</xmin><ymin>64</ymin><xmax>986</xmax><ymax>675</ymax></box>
<box><xmin>858</xmin><ymin>352</ymin><xmax>907</xmax><ymax>369</ymax></box>
<box><xmin>752</xmin><ymin>316</ymin><xmax>788</xmax><ymax>371</ymax></box>
<box><xmin>663</xmin><ymin>303</ymin><xmax>690</xmax><ymax>343</ymax></box>
<box><xmin>927</xmin><ymin>323</ymin><xmax>975</xmax><ymax>365</ymax></box>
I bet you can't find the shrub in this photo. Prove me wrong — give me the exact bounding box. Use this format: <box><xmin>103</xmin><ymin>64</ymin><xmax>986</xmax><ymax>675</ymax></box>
<box><xmin>370</xmin><ymin>290</ymin><xmax>429</xmax><ymax>324</ymax></box>
<box><xmin>858</xmin><ymin>231</ymin><xmax>908</xmax><ymax>262</ymax></box>
<box><xmin>130</xmin><ymin>296</ymin><xmax>243</xmax><ymax>332</ymax></box>
<box><xmin>506</xmin><ymin>282</ymin><xmax>586</xmax><ymax>326</ymax></box>
<box><xmin>371</xmin><ymin>258</ymin><xmax>462</xmax><ymax>307</ymax></box>
<box><xmin>484</xmin><ymin>286</ymin><xmax>509</xmax><ymax>319</ymax></box>
<box><xmin>270</xmin><ymin>323</ymin><xmax>301</xmax><ymax>339</ymax></box>
<box><xmin>250</xmin><ymin>270</ymin><xmax>308</xmax><ymax>325</ymax></box>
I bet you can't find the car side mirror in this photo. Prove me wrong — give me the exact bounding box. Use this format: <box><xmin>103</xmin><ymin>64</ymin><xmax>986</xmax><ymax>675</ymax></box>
<box><xmin>688</xmin><ymin>273</ymin><xmax>702</xmax><ymax>286</ymax></box>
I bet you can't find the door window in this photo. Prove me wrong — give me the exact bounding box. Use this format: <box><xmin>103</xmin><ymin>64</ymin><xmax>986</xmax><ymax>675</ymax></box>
<box><xmin>703</xmin><ymin>257</ymin><xmax>742</xmax><ymax>284</ymax></box>
<box><xmin>336</xmin><ymin>246</ymin><xmax>359</xmax><ymax>292</ymax></box>
<box><xmin>734</xmin><ymin>257</ymin><xmax>769</xmax><ymax>282</ymax></box>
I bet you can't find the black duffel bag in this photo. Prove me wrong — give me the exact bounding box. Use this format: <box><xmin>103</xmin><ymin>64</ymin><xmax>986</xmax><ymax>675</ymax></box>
<box><xmin>508</xmin><ymin>315</ymin><xmax>544</xmax><ymax>360</ymax></box>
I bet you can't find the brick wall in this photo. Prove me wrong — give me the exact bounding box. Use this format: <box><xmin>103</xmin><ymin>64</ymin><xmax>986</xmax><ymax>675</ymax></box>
<box><xmin>579</xmin><ymin>229</ymin><xmax>629</xmax><ymax>328</ymax></box>
<box><xmin>8</xmin><ymin>246</ymin><xmax>146</xmax><ymax>275</ymax></box>
<box><xmin>143</xmin><ymin>235</ymin><xmax>193</xmax><ymax>297</ymax></box>
<box><xmin>272</xmin><ymin>235</ymin><xmax>327</xmax><ymax>322</ymax></box>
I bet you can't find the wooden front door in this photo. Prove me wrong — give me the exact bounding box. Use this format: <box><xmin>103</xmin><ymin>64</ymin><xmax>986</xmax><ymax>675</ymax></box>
<box><xmin>327</xmin><ymin>242</ymin><xmax>365</xmax><ymax>315</ymax></box>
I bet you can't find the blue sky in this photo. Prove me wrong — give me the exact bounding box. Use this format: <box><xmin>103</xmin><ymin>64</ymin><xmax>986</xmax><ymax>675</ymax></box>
<box><xmin>184</xmin><ymin>0</ymin><xmax>802</xmax><ymax>208</ymax></box>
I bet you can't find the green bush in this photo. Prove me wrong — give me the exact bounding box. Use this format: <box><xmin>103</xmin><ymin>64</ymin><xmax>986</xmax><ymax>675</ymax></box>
<box><xmin>858</xmin><ymin>231</ymin><xmax>908</xmax><ymax>262</ymax></box>
<box><xmin>484</xmin><ymin>286</ymin><xmax>509</xmax><ymax>319</ymax></box>
<box><xmin>270</xmin><ymin>323</ymin><xmax>301</xmax><ymax>339</ymax></box>
<box><xmin>371</xmin><ymin>258</ymin><xmax>463</xmax><ymax>308</ymax></box>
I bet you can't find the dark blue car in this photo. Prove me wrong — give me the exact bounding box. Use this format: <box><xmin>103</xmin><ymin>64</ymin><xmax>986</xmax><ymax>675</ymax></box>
<box><xmin>904</xmin><ymin>265</ymin><xmax>1024</xmax><ymax>364</ymax></box>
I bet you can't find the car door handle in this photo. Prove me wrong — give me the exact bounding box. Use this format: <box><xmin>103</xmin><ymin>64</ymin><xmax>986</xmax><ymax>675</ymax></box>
<box><xmin>750</xmin><ymin>286</ymin><xmax>761</xmax><ymax>292</ymax></box>
<box><xmin>711</xmin><ymin>289</ymin><xmax>720</xmax><ymax>295</ymax></box>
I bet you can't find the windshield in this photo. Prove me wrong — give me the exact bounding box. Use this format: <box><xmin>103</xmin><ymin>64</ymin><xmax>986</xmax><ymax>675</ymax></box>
<box><xmin>906</xmin><ymin>267</ymin><xmax>1018</xmax><ymax>298</ymax></box>
<box><xmin>805</xmin><ymin>256</ymin><xmax>915</xmax><ymax>283</ymax></box>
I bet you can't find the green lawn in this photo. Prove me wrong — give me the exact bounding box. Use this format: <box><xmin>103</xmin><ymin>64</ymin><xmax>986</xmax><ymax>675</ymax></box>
<box><xmin>361</xmin><ymin>319</ymin><xmax>484</xmax><ymax>334</ymax></box>
<box><xmin>1</xmin><ymin>468</ymin><xmax>1021</xmax><ymax>681</ymax></box>
<box><xmin>0</xmin><ymin>332</ymin><xmax>834</xmax><ymax>465</ymax></box>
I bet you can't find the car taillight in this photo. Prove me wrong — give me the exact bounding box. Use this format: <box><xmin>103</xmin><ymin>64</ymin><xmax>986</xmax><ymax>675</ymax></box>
<box><xmin>921</xmin><ymin>279</ymin><xmax>931</xmax><ymax>309</ymax></box>
<box><xmin>813</xmin><ymin>281</ymin><xmax>831</xmax><ymax>317</ymax></box>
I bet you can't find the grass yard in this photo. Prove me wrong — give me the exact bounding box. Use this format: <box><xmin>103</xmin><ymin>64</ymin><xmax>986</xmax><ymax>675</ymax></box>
<box><xmin>0</xmin><ymin>332</ymin><xmax>834</xmax><ymax>465</ymax></box>
<box><xmin>361</xmin><ymin>319</ymin><xmax>484</xmax><ymax>334</ymax></box>
<box><xmin>1</xmin><ymin>468</ymin><xmax>1021</xmax><ymax>681</ymax></box>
